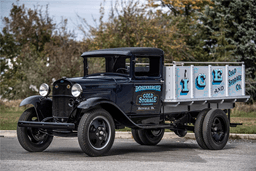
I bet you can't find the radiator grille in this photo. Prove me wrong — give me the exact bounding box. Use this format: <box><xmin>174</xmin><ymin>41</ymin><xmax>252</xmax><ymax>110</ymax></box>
<box><xmin>52</xmin><ymin>80</ymin><xmax>73</xmax><ymax>118</ymax></box>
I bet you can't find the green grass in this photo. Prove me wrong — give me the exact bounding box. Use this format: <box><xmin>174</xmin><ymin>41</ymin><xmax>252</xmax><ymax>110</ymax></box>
<box><xmin>231</xmin><ymin>110</ymin><xmax>256</xmax><ymax>118</ymax></box>
<box><xmin>230</xmin><ymin>117</ymin><xmax>256</xmax><ymax>134</ymax></box>
<box><xmin>0</xmin><ymin>107</ymin><xmax>24</xmax><ymax>130</ymax></box>
<box><xmin>117</xmin><ymin>127</ymin><xmax>131</xmax><ymax>132</ymax></box>
<box><xmin>231</xmin><ymin>102</ymin><xmax>256</xmax><ymax>118</ymax></box>
<box><xmin>230</xmin><ymin>124</ymin><xmax>256</xmax><ymax>134</ymax></box>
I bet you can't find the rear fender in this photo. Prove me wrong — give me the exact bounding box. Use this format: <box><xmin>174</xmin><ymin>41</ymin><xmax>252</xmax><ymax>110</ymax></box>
<box><xmin>20</xmin><ymin>95</ymin><xmax>52</xmax><ymax>121</ymax></box>
<box><xmin>77</xmin><ymin>97</ymin><xmax>139</xmax><ymax>128</ymax></box>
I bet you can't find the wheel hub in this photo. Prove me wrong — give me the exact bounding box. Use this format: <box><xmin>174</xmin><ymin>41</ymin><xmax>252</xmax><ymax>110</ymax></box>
<box><xmin>151</xmin><ymin>129</ymin><xmax>162</xmax><ymax>136</ymax></box>
<box><xmin>95</xmin><ymin>128</ymin><xmax>107</xmax><ymax>140</ymax></box>
<box><xmin>33</xmin><ymin>133</ymin><xmax>46</xmax><ymax>141</ymax></box>
<box><xmin>88</xmin><ymin>116</ymin><xmax>111</xmax><ymax>150</ymax></box>
<box><xmin>211</xmin><ymin>117</ymin><xmax>225</xmax><ymax>143</ymax></box>
<box><xmin>27</xmin><ymin>127</ymin><xmax>47</xmax><ymax>142</ymax></box>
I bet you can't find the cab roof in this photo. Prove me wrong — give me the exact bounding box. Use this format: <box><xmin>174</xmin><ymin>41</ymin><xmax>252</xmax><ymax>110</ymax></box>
<box><xmin>81</xmin><ymin>47</ymin><xmax>164</xmax><ymax>57</ymax></box>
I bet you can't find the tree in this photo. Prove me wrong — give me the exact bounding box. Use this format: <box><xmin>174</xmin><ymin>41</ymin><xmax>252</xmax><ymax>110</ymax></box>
<box><xmin>43</xmin><ymin>19</ymin><xmax>85</xmax><ymax>81</ymax></box>
<box><xmin>78</xmin><ymin>0</ymin><xmax>197</xmax><ymax>62</ymax></box>
<box><xmin>146</xmin><ymin>0</ymin><xmax>213</xmax><ymax>62</ymax></box>
<box><xmin>197</xmin><ymin>2</ymin><xmax>236</xmax><ymax>62</ymax></box>
<box><xmin>148</xmin><ymin>0</ymin><xmax>212</xmax><ymax>16</ymax></box>
<box><xmin>227</xmin><ymin>0</ymin><xmax>256</xmax><ymax>94</ymax></box>
<box><xmin>0</xmin><ymin>4</ymin><xmax>55</xmax><ymax>99</ymax></box>
<box><xmin>198</xmin><ymin>0</ymin><xmax>256</xmax><ymax>96</ymax></box>
<box><xmin>0</xmin><ymin>3</ymin><xmax>86</xmax><ymax>99</ymax></box>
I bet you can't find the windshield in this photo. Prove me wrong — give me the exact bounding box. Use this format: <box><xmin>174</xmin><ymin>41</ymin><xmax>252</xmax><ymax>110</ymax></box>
<box><xmin>85</xmin><ymin>56</ymin><xmax>131</xmax><ymax>76</ymax></box>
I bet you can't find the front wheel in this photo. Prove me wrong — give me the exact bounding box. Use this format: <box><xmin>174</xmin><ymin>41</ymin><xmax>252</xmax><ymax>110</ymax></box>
<box><xmin>203</xmin><ymin>109</ymin><xmax>230</xmax><ymax>150</ymax></box>
<box><xmin>78</xmin><ymin>109</ymin><xmax>115</xmax><ymax>157</ymax></box>
<box><xmin>138</xmin><ymin>129</ymin><xmax>164</xmax><ymax>145</ymax></box>
<box><xmin>17</xmin><ymin>107</ymin><xmax>53</xmax><ymax>152</ymax></box>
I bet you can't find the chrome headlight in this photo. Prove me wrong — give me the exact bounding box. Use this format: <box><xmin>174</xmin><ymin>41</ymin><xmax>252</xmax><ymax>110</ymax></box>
<box><xmin>71</xmin><ymin>83</ymin><xmax>83</xmax><ymax>97</ymax></box>
<box><xmin>39</xmin><ymin>83</ymin><xmax>50</xmax><ymax>97</ymax></box>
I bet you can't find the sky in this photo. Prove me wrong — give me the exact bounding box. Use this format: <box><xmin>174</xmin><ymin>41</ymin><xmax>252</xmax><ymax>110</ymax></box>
<box><xmin>0</xmin><ymin>0</ymin><xmax>133</xmax><ymax>40</ymax></box>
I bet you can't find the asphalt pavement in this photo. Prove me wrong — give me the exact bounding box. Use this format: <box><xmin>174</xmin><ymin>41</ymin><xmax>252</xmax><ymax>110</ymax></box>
<box><xmin>1</xmin><ymin>136</ymin><xmax>256</xmax><ymax>171</ymax></box>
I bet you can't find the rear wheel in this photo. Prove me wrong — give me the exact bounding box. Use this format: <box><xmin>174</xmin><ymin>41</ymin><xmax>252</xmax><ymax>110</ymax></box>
<box><xmin>138</xmin><ymin>129</ymin><xmax>164</xmax><ymax>145</ymax></box>
<box><xmin>131</xmin><ymin>129</ymin><xmax>144</xmax><ymax>145</ymax></box>
<box><xmin>78</xmin><ymin>109</ymin><xmax>115</xmax><ymax>157</ymax></box>
<box><xmin>194</xmin><ymin>109</ymin><xmax>210</xmax><ymax>149</ymax></box>
<box><xmin>203</xmin><ymin>109</ymin><xmax>230</xmax><ymax>150</ymax></box>
<box><xmin>17</xmin><ymin>107</ymin><xmax>53</xmax><ymax>152</ymax></box>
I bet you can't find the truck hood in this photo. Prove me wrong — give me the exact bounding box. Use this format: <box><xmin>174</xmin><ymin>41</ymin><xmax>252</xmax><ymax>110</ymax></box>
<box><xmin>66</xmin><ymin>75</ymin><xmax>130</xmax><ymax>86</ymax></box>
<box><xmin>65</xmin><ymin>75</ymin><xmax>129</xmax><ymax>100</ymax></box>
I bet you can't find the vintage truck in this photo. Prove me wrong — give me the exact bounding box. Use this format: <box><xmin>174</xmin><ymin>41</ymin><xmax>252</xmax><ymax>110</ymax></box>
<box><xmin>17</xmin><ymin>47</ymin><xmax>250</xmax><ymax>156</ymax></box>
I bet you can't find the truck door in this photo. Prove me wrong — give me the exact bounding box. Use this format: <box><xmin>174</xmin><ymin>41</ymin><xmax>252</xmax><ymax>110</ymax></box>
<box><xmin>131</xmin><ymin>56</ymin><xmax>163</xmax><ymax>114</ymax></box>
<box><xmin>132</xmin><ymin>82</ymin><xmax>162</xmax><ymax>114</ymax></box>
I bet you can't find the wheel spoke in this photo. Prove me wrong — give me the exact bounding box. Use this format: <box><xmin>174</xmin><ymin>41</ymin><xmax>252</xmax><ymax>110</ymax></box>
<box><xmin>89</xmin><ymin>130</ymin><xmax>97</xmax><ymax>140</ymax></box>
<box><xmin>212</xmin><ymin>132</ymin><xmax>219</xmax><ymax>141</ymax></box>
<box><xmin>26</xmin><ymin>116</ymin><xmax>42</xmax><ymax>143</ymax></box>
<box><xmin>92</xmin><ymin>119</ymin><xmax>106</xmax><ymax>130</ymax></box>
<box><xmin>219</xmin><ymin>132</ymin><xmax>224</xmax><ymax>140</ymax></box>
<box><xmin>91</xmin><ymin>120</ymin><xmax>101</xmax><ymax>129</ymax></box>
<box><xmin>212</xmin><ymin>132</ymin><xmax>224</xmax><ymax>142</ymax></box>
<box><xmin>212</xmin><ymin>118</ymin><xmax>218</xmax><ymax>127</ymax></box>
<box><xmin>94</xmin><ymin>139</ymin><xmax>104</xmax><ymax>148</ymax></box>
<box><xmin>102</xmin><ymin>121</ymin><xmax>108</xmax><ymax>132</ymax></box>
<box><xmin>212</xmin><ymin>118</ymin><xmax>224</xmax><ymax>132</ymax></box>
<box><xmin>27</xmin><ymin>127</ymin><xmax>38</xmax><ymax>143</ymax></box>
<box><xmin>104</xmin><ymin>132</ymin><xmax>108</xmax><ymax>141</ymax></box>
<box><xmin>210</xmin><ymin>116</ymin><xmax>227</xmax><ymax>143</ymax></box>
<box><xmin>214</xmin><ymin>118</ymin><xmax>223</xmax><ymax>131</ymax></box>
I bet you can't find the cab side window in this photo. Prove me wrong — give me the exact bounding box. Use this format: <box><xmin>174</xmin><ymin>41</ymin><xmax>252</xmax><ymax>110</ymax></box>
<box><xmin>134</xmin><ymin>57</ymin><xmax>160</xmax><ymax>77</ymax></box>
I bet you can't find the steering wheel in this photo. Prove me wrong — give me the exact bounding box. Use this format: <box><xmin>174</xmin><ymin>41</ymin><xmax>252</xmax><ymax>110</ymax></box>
<box><xmin>116</xmin><ymin>68</ymin><xmax>128</xmax><ymax>73</ymax></box>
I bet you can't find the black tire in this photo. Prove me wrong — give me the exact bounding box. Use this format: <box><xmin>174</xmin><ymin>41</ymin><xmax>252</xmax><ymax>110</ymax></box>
<box><xmin>203</xmin><ymin>109</ymin><xmax>230</xmax><ymax>150</ymax></box>
<box><xmin>131</xmin><ymin>129</ymin><xmax>145</xmax><ymax>145</ymax></box>
<box><xmin>138</xmin><ymin>129</ymin><xmax>164</xmax><ymax>145</ymax></box>
<box><xmin>78</xmin><ymin>109</ymin><xmax>115</xmax><ymax>157</ymax></box>
<box><xmin>17</xmin><ymin>107</ymin><xmax>53</xmax><ymax>152</ymax></box>
<box><xmin>194</xmin><ymin>109</ymin><xmax>211</xmax><ymax>149</ymax></box>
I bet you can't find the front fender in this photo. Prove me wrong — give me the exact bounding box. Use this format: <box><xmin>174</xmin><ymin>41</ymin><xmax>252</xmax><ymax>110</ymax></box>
<box><xmin>77</xmin><ymin>97</ymin><xmax>139</xmax><ymax>128</ymax></box>
<box><xmin>20</xmin><ymin>95</ymin><xmax>52</xmax><ymax>121</ymax></box>
<box><xmin>77</xmin><ymin>97</ymin><xmax>108</xmax><ymax>110</ymax></box>
<box><xmin>20</xmin><ymin>95</ymin><xmax>43</xmax><ymax>107</ymax></box>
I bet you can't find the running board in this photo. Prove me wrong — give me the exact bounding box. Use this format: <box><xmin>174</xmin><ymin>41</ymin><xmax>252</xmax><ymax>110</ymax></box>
<box><xmin>137</xmin><ymin>124</ymin><xmax>173</xmax><ymax>129</ymax></box>
<box><xmin>18</xmin><ymin>121</ymin><xmax>76</xmax><ymax>130</ymax></box>
<box><xmin>136</xmin><ymin>124</ymin><xmax>194</xmax><ymax>131</ymax></box>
